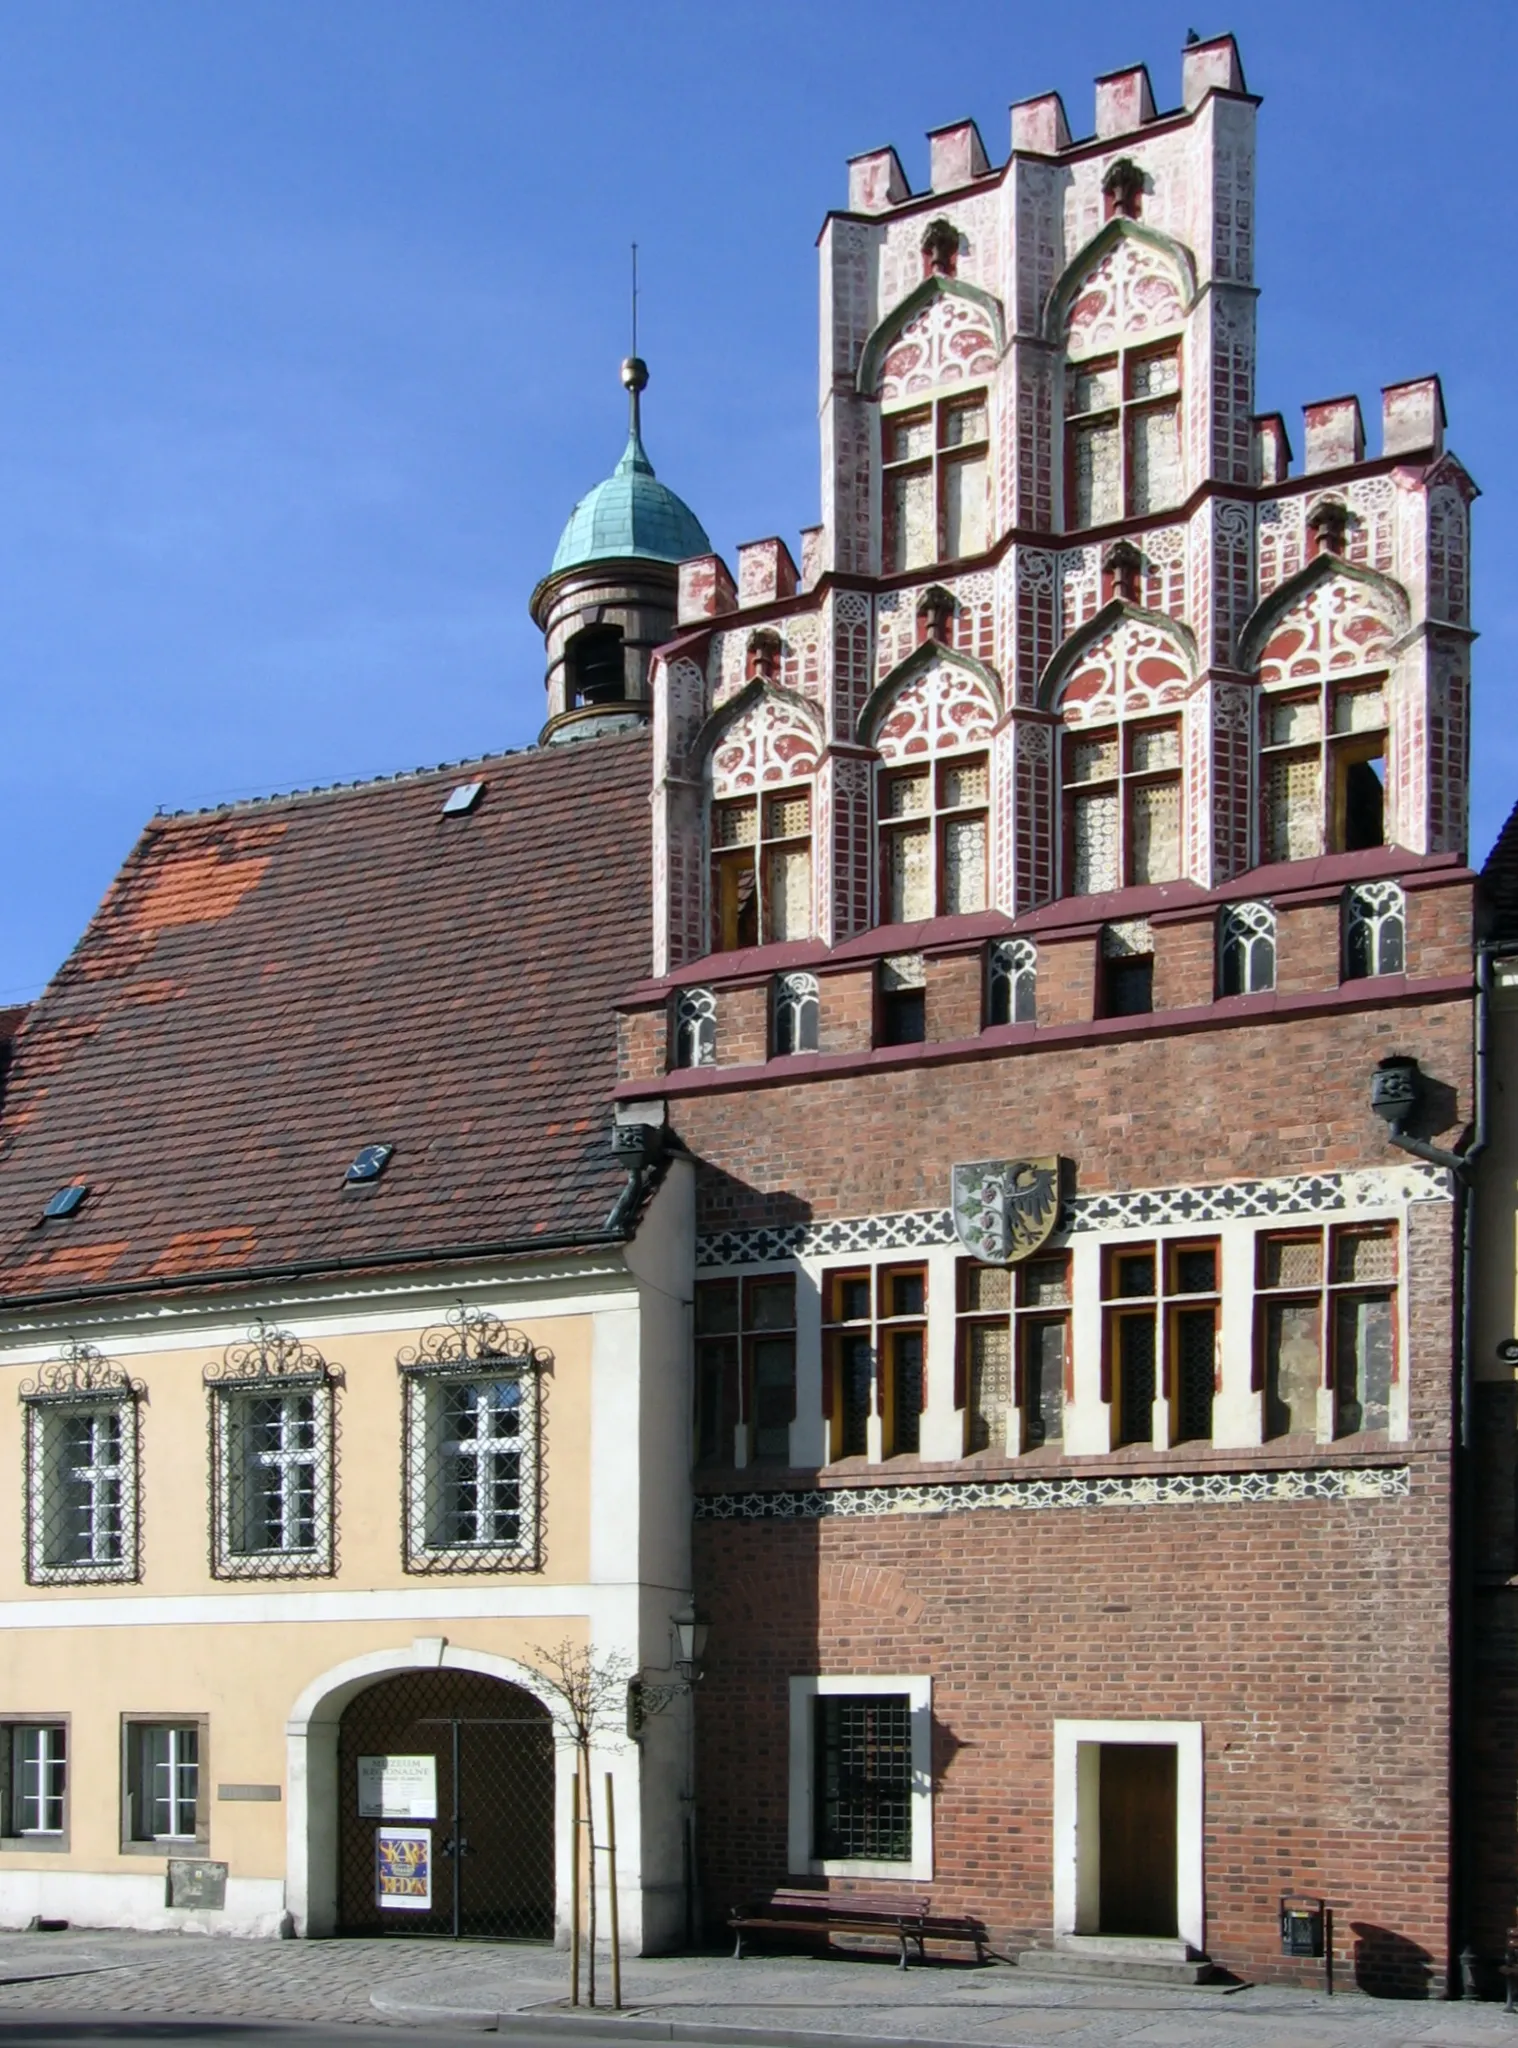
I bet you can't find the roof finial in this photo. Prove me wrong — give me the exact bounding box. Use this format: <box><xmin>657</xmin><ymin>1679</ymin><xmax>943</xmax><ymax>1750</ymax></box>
<box><xmin>620</xmin><ymin>242</ymin><xmax>649</xmax><ymax>447</ymax></box>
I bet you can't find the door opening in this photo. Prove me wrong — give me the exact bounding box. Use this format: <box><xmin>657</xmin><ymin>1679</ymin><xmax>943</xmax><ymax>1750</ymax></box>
<box><xmin>1097</xmin><ymin>1741</ymin><xmax>1177</xmax><ymax>1937</ymax></box>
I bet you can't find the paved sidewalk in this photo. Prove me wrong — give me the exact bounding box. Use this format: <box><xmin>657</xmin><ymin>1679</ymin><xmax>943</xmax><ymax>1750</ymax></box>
<box><xmin>1</xmin><ymin>1931</ymin><xmax>1518</xmax><ymax>2046</ymax></box>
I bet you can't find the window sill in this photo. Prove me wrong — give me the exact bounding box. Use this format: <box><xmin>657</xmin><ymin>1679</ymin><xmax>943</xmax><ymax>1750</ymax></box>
<box><xmin>119</xmin><ymin>1839</ymin><xmax>207</xmax><ymax>1858</ymax></box>
<box><xmin>0</xmin><ymin>1835</ymin><xmax>68</xmax><ymax>1854</ymax></box>
<box><xmin>795</xmin><ymin>1858</ymin><xmax>925</xmax><ymax>1882</ymax></box>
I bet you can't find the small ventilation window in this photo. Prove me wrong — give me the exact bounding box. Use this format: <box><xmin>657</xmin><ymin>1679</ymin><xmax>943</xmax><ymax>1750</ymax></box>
<box><xmin>441</xmin><ymin>782</ymin><xmax>484</xmax><ymax>817</ymax></box>
<box><xmin>345</xmin><ymin>1145</ymin><xmax>394</xmax><ymax>1186</ymax></box>
<box><xmin>42</xmin><ymin>1185</ymin><xmax>87</xmax><ymax>1221</ymax></box>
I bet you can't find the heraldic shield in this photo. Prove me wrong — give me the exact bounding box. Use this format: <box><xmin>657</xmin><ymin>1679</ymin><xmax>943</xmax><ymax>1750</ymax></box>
<box><xmin>951</xmin><ymin>1157</ymin><xmax>1063</xmax><ymax>1265</ymax></box>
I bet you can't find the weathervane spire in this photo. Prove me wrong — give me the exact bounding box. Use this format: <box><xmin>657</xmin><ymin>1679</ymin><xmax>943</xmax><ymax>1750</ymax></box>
<box><xmin>621</xmin><ymin>241</ymin><xmax>649</xmax><ymax>447</ymax></box>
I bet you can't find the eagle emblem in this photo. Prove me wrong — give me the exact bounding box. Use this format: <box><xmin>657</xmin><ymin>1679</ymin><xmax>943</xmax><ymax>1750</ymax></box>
<box><xmin>950</xmin><ymin>1157</ymin><xmax>1063</xmax><ymax>1265</ymax></box>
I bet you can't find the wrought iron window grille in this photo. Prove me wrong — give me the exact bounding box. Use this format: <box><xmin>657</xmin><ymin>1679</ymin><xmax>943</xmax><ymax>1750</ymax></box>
<box><xmin>204</xmin><ymin>1323</ymin><xmax>341</xmax><ymax>1580</ymax></box>
<box><xmin>398</xmin><ymin>1307</ymin><xmax>550</xmax><ymax>1575</ymax></box>
<box><xmin>20</xmin><ymin>1341</ymin><xmax>144</xmax><ymax>1587</ymax></box>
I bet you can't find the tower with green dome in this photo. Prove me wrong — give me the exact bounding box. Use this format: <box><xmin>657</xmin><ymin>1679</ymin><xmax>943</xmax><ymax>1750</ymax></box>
<box><xmin>530</xmin><ymin>357</ymin><xmax>710</xmax><ymax>744</ymax></box>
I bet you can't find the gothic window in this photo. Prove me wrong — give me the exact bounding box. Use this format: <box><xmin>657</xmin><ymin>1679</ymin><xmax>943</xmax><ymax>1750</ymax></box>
<box><xmin>1256</xmin><ymin>1225</ymin><xmax>1397</xmax><ymax>1440</ymax></box>
<box><xmin>879</xmin><ymin>754</ymin><xmax>988</xmax><ymax>922</ymax></box>
<box><xmin>204</xmin><ymin>1324</ymin><xmax>339</xmax><ymax>1580</ymax></box>
<box><xmin>1102</xmin><ymin>1241</ymin><xmax>1218</xmax><ymax>1448</ymax></box>
<box><xmin>711</xmin><ymin>788</ymin><xmax>812</xmax><ymax>951</ymax></box>
<box><xmin>1344</xmin><ymin>880</ymin><xmax>1405</xmax><ymax>980</ymax></box>
<box><xmin>882</xmin><ymin>390</ymin><xmax>990</xmax><ymax>573</ymax></box>
<box><xmin>987</xmin><ymin>937</ymin><xmax>1037</xmax><ymax>1026</ymax></box>
<box><xmin>20</xmin><ymin>1343</ymin><xmax>142</xmax><ymax>1587</ymax></box>
<box><xmin>1064</xmin><ymin>342</ymin><xmax>1182</xmax><ymax>529</ymax></box>
<box><xmin>1064</xmin><ymin>718</ymin><xmax>1181</xmax><ymax>895</ymax></box>
<box><xmin>1261</xmin><ymin>680</ymin><xmax>1388</xmax><ymax>863</ymax></box>
<box><xmin>823</xmin><ymin>1266</ymin><xmax>925</xmax><ymax>1461</ymax></box>
<box><xmin>773</xmin><ymin>972</ymin><xmax>820</xmax><ymax>1056</ymax></box>
<box><xmin>879</xmin><ymin>953</ymin><xmax>927</xmax><ymax>1045</ymax></box>
<box><xmin>673</xmin><ymin>987</ymin><xmax>717</xmax><ymax>1068</ymax></box>
<box><xmin>1218</xmin><ymin>901</ymin><xmax>1276</xmax><ymax>996</ymax></box>
<box><xmin>565</xmin><ymin>623</ymin><xmax>626</xmax><ymax>707</ymax></box>
<box><xmin>955</xmin><ymin>1253</ymin><xmax>1070</xmax><ymax>1456</ymax></box>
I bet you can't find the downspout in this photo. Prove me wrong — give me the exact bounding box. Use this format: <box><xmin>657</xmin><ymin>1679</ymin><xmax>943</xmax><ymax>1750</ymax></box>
<box><xmin>1371</xmin><ymin>955</ymin><xmax>1491</xmax><ymax>1994</ymax></box>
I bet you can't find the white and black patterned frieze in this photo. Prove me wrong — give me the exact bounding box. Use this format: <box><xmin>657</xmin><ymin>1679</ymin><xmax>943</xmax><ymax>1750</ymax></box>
<box><xmin>694</xmin><ymin>1163</ymin><xmax>1451</xmax><ymax>1268</ymax></box>
<box><xmin>696</xmin><ymin>1465</ymin><xmax>1411</xmax><ymax>1522</ymax></box>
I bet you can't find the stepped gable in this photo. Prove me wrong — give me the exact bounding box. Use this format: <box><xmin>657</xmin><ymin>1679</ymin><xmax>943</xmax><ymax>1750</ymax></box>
<box><xmin>0</xmin><ymin>727</ymin><xmax>653</xmax><ymax>1298</ymax></box>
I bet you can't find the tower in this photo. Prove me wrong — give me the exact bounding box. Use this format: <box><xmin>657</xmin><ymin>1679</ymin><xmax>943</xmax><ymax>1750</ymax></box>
<box><xmin>531</xmin><ymin>358</ymin><xmax>710</xmax><ymax>744</ymax></box>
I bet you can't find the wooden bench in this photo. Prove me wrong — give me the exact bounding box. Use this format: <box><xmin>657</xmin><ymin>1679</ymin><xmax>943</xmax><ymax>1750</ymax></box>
<box><xmin>728</xmin><ymin>1887</ymin><xmax>987</xmax><ymax>1968</ymax></box>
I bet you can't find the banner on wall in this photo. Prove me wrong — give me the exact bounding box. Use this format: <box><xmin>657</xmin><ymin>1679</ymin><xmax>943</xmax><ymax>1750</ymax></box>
<box><xmin>376</xmin><ymin>1826</ymin><xmax>432</xmax><ymax>1910</ymax></box>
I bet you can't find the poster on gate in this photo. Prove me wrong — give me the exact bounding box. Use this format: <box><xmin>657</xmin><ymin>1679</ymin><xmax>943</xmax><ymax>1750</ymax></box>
<box><xmin>375</xmin><ymin>1826</ymin><xmax>432</xmax><ymax>1910</ymax></box>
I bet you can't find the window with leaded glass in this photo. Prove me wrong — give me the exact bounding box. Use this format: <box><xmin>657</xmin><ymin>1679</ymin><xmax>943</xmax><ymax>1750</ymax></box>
<box><xmin>772</xmin><ymin>972</ymin><xmax>819</xmax><ymax>1056</ymax></box>
<box><xmin>1104</xmin><ymin>1246</ymin><xmax>1160</xmax><ymax>1447</ymax></box>
<box><xmin>710</xmin><ymin>787</ymin><xmax>812</xmax><ymax>952</ymax></box>
<box><xmin>1166</xmin><ymin>1242</ymin><xmax>1219</xmax><ymax>1445</ymax></box>
<box><xmin>1255</xmin><ymin>1224</ymin><xmax>1398</xmax><ymax>1439</ymax></box>
<box><xmin>1064</xmin><ymin>717</ymin><xmax>1181</xmax><ymax>896</ymax></box>
<box><xmin>879</xmin><ymin>753</ymin><xmax>988</xmax><ymax>923</ymax></box>
<box><xmin>958</xmin><ymin>1262</ymin><xmax>1011</xmax><ymax>1453</ymax></box>
<box><xmin>205</xmin><ymin>1324</ymin><xmax>338</xmax><ymax>1579</ymax></box>
<box><xmin>399</xmin><ymin>1311</ymin><xmax>548</xmax><ymax>1573</ymax></box>
<box><xmin>882</xmin><ymin>391</ymin><xmax>990</xmax><ymax>573</ymax></box>
<box><xmin>1219</xmin><ymin>900</ymin><xmax>1276</xmax><ymax>996</ymax></box>
<box><xmin>20</xmin><ymin>1343</ymin><xmax>142</xmax><ymax>1587</ymax></box>
<box><xmin>1261</xmin><ymin>679</ymin><xmax>1388</xmax><ymax>864</ymax></box>
<box><xmin>673</xmin><ymin>986</ymin><xmax>717</xmax><ymax>1068</ymax></box>
<box><xmin>1018</xmin><ymin>1254</ymin><xmax>1070</xmax><ymax>1450</ymax></box>
<box><xmin>2</xmin><ymin>1723</ymin><xmax>67</xmax><ymax>1841</ymax></box>
<box><xmin>987</xmin><ymin>937</ymin><xmax>1037</xmax><ymax>1027</ymax></box>
<box><xmin>1064</xmin><ymin>342</ymin><xmax>1182</xmax><ymax>529</ymax></box>
<box><xmin>956</xmin><ymin>1254</ymin><xmax>1069</xmax><ymax>1456</ymax></box>
<box><xmin>813</xmin><ymin>1693</ymin><xmax>913</xmax><ymax>1862</ymax></box>
<box><xmin>824</xmin><ymin>1265</ymin><xmax>925</xmax><ymax>1461</ymax></box>
<box><xmin>1101</xmin><ymin>1241</ymin><xmax>1218</xmax><ymax>1446</ymax></box>
<box><xmin>1344</xmin><ymin>880</ymin><xmax>1405</xmax><ymax>980</ymax></box>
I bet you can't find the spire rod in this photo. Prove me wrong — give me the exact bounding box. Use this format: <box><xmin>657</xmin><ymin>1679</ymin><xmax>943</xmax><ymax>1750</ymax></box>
<box><xmin>620</xmin><ymin>241</ymin><xmax>649</xmax><ymax>447</ymax></box>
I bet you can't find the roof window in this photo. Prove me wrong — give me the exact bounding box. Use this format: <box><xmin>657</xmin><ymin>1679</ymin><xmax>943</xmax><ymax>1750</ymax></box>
<box><xmin>345</xmin><ymin>1144</ymin><xmax>394</xmax><ymax>1186</ymax></box>
<box><xmin>441</xmin><ymin>782</ymin><xmax>484</xmax><ymax>816</ymax></box>
<box><xmin>42</xmin><ymin>1184</ymin><xmax>87</xmax><ymax>1221</ymax></box>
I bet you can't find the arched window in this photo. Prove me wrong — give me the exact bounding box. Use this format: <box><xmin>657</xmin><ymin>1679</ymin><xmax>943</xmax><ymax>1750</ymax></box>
<box><xmin>772</xmin><ymin>972</ymin><xmax>819</xmax><ymax>1057</ymax></box>
<box><xmin>1063</xmin><ymin>715</ymin><xmax>1182</xmax><ymax>894</ymax></box>
<box><xmin>673</xmin><ymin>987</ymin><xmax>716</xmax><ymax>1068</ymax></box>
<box><xmin>879</xmin><ymin>754</ymin><xmax>989</xmax><ymax>922</ymax></box>
<box><xmin>883</xmin><ymin>390</ymin><xmax>990</xmax><ymax>573</ymax></box>
<box><xmin>1262</xmin><ymin>679</ymin><xmax>1387</xmax><ymax>862</ymax></box>
<box><xmin>1344</xmin><ymin>881</ymin><xmax>1405</xmax><ymax>980</ymax></box>
<box><xmin>1218</xmin><ymin>902</ymin><xmax>1276</xmax><ymax>996</ymax></box>
<box><xmin>987</xmin><ymin>938</ymin><xmax>1036</xmax><ymax>1026</ymax></box>
<box><xmin>566</xmin><ymin>624</ymin><xmax>626</xmax><ymax>707</ymax></box>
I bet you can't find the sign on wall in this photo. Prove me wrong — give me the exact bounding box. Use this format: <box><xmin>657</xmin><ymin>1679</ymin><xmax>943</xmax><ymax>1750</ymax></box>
<box><xmin>375</xmin><ymin>1826</ymin><xmax>432</xmax><ymax>1911</ymax></box>
<box><xmin>358</xmin><ymin>1753</ymin><xmax>438</xmax><ymax>1819</ymax></box>
<box><xmin>950</xmin><ymin>1157</ymin><xmax>1063</xmax><ymax>1263</ymax></box>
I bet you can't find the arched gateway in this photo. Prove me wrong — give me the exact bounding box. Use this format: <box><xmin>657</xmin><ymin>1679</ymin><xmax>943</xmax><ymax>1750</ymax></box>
<box><xmin>331</xmin><ymin>1670</ymin><xmax>555</xmax><ymax>1939</ymax></box>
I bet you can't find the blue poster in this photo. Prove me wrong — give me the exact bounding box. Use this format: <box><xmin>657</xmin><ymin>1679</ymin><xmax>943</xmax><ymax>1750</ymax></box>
<box><xmin>376</xmin><ymin>1825</ymin><xmax>432</xmax><ymax>1910</ymax></box>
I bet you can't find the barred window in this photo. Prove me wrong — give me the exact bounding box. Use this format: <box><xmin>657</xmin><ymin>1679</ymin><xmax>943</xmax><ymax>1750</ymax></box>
<box><xmin>1</xmin><ymin>1724</ymin><xmax>67</xmax><ymax>1839</ymax></box>
<box><xmin>1219</xmin><ymin>900</ymin><xmax>1276</xmax><ymax>995</ymax></box>
<box><xmin>1344</xmin><ymin>880</ymin><xmax>1405</xmax><ymax>980</ymax></box>
<box><xmin>673</xmin><ymin>986</ymin><xmax>717</xmax><ymax>1068</ymax></box>
<box><xmin>20</xmin><ymin>1343</ymin><xmax>142</xmax><ymax>1586</ymax></box>
<box><xmin>399</xmin><ymin>1309</ymin><xmax>548</xmax><ymax>1573</ymax></box>
<box><xmin>987</xmin><ymin>937</ymin><xmax>1036</xmax><ymax>1026</ymax></box>
<box><xmin>772</xmin><ymin>972</ymin><xmax>819</xmax><ymax>1056</ymax></box>
<box><xmin>813</xmin><ymin>1693</ymin><xmax>912</xmax><ymax>1862</ymax></box>
<box><xmin>125</xmin><ymin>1721</ymin><xmax>203</xmax><ymax>1844</ymax></box>
<box><xmin>205</xmin><ymin>1324</ymin><xmax>339</xmax><ymax>1580</ymax></box>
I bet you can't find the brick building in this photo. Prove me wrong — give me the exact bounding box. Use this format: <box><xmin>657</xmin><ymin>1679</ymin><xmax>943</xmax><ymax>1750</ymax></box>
<box><xmin>610</xmin><ymin>34</ymin><xmax>1482</xmax><ymax>1991</ymax></box>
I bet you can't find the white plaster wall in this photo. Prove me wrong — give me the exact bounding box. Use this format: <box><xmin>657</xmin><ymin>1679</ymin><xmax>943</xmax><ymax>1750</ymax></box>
<box><xmin>0</xmin><ymin>1871</ymin><xmax>285</xmax><ymax>1938</ymax></box>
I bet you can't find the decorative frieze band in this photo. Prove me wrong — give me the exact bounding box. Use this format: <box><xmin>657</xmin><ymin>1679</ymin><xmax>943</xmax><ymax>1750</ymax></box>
<box><xmin>696</xmin><ymin>1464</ymin><xmax>1412</xmax><ymax>1522</ymax></box>
<box><xmin>694</xmin><ymin>1163</ymin><xmax>1451</xmax><ymax>1269</ymax></box>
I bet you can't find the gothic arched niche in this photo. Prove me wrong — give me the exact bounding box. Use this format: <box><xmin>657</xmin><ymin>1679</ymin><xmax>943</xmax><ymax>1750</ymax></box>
<box><xmin>1046</xmin><ymin>220</ymin><xmax>1195</xmax><ymax>356</ymax></box>
<box><xmin>1041</xmin><ymin>607</ymin><xmax>1196</xmax><ymax>725</ymax></box>
<box><xmin>1242</xmin><ymin>564</ymin><xmax>1408</xmax><ymax>690</ymax></box>
<box><xmin>700</xmin><ymin>683</ymin><xmax>823</xmax><ymax>798</ymax></box>
<box><xmin>856</xmin><ymin>277</ymin><xmax>1005</xmax><ymax>403</ymax></box>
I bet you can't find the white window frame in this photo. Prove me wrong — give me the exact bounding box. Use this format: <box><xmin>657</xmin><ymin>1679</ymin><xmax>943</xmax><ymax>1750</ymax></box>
<box><xmin>2</xmin><ymin>1720</ymin><xmax>68</xmax><ymax>1847</ymax></box>
<box><xmin>1052</xmin><ymin>1718</ymin><xmax>1204</xmax><ymax>1954</ymax></box>
<box><xmin>24</xmin><ymin>1397</ymin><xmax>139</xmax><ymax>1586</ymax></box>
<box><xmin>123</xmin><ymin>1717</ymin><xmax>207</xmax><ymax>1850</ymax></box>
<box><xmin>788</xmin><ymin>1674</ymin><xmax>933</xmax><ymax>1881</ymax></box>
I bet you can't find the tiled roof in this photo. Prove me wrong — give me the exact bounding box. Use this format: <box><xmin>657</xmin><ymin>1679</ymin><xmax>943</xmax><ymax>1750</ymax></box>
<box><xmin>0</xmin><ymin>730</ymin><xmax>653</xmax><ymax>1303</ymax></box>
<box><xmin>1480</xmin><ymin>799</ymin><xmax>1518</xmax><ymax>941</ymax></box>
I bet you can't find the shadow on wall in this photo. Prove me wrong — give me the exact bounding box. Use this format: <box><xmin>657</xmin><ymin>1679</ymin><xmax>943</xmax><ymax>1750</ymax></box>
<box><xmin>1350</xmin><ymin>1922</ymin><xmax>1435</xmax><ymax>1998</ymax></box>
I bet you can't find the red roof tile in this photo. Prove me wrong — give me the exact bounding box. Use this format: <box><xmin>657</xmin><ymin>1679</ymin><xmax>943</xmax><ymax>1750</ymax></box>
<box><xmin>0</xmin><ymin>731</ymin><xmax>653</xmax><ymax>1301</ymax></box>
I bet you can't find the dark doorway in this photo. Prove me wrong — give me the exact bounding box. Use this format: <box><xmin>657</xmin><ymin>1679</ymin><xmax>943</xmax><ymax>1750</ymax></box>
<box><xmin>567</xmin><ymin>625</ymin><xmax>627</xmax><ymax>707</ymax></box>
<box><xmin>1098</xmin><ymin>1742</ymin><xmax>1177</xmax><ymax>1937</ymax></box>
<box><xmin>336</xmin><ymin>1668</ymin><xmax>554</xmax><ymax>1940</ymax></box>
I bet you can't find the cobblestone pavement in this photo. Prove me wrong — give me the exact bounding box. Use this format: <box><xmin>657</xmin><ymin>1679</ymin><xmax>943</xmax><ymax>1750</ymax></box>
<box><xmin>4</xmin><ymin>1933</ymin><xmax>1518</xmax><ymax>2047</ymax></box>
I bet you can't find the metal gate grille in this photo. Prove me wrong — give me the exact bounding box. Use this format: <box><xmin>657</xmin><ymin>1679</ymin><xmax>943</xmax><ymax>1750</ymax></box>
<box><xmin>337</xmin><ymin>1670</ymin><xmax>554</xmax><ymax>1940</ymax></box>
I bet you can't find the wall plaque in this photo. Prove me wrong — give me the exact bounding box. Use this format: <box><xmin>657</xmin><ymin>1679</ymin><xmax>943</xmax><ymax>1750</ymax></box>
<box><xmin>167</xmin><ymin>1859</ymin><xmax>228</xmax><ymax>1911</ymax></box>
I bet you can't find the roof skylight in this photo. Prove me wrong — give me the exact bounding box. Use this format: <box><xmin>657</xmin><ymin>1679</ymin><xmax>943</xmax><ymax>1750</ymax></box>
<box><xmin>43</xmin><ymin>1184</ymin><xmax>87</xmax><ymax>1220</ymax></box>
<box><xmin>345</xmin><ymin>1144</ymin><xmax>394</xmax><ymax>1186</ymax></box>
<box><xmin>441</xmin><ymin>782</ymin><xmax>484</xmax><ymax>816</ymax></box>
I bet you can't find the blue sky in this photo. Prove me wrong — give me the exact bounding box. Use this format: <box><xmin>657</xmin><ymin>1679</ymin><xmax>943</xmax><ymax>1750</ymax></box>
<box><xmin>1</xmin><ymin>0</ymin><xmax>1510</xmax><ymax>1001</ymax></box>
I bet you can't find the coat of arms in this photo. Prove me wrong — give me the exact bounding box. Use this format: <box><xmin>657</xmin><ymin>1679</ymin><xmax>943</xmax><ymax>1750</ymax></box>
<box><xmin>951</xmin><ymin>1157</ymin><xmax>1063</xmax><ymax>1265</ymax></box>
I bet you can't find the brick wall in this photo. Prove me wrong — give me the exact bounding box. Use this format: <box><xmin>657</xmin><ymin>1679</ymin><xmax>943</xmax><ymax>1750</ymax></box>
<box><xmin>818</xmin><ymin>966</ymin><xmax>874</xmax><ymax>1056</ymax></box>
<box><xmin>716</xmin><ymin>984</ymin><xmax>769</xmax><ymax>1067</ymax></box>
<box><xmin>925</xmin><ymin>951</ymin><xmax>981</xmax><ymax>1042</ymax></box>
<box><xmin>1152</xmin><ymin>913</ymin><xmax>1214</xmax><ymax>1010</ymax></box>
